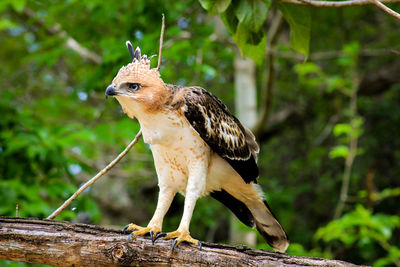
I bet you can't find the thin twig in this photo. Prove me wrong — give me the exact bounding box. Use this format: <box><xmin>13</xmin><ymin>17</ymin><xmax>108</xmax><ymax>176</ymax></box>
<box><xmin>280</xmin><ymin>0</ymin><xmax>400</xmax><ymax>7</ymax></box>
<box><xmin>157</xmin><ymin>14</ymin><xmax>165</xmax><ymax>72</ymax></box>
<box><xmin>334</xmin><ymin>129</ymin><xmax>358</xmax><ymax>219</ymax></box>
<box><xmin>333</xmin><ymin>61</ymin><xmax>360</xmax><ymax>220</ymax></box>
<box><xmin>47</xmin><ymin>130</ymin><xmax>142</xmax><ymax>220</ymax></box>
<box><xmin>373</xmin><ymin>0</ymin><xmax>400</xmax><ymax>20</ymax></box>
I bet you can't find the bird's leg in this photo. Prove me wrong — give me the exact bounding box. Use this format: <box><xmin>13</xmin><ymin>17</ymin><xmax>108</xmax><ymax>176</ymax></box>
<box><xmin>161</xmin><ymin>160</ymin><xmax>208</xmax><ymax>250</ymax></box>
<box><xmin>124</xmin><ymin>186</ymin><xmax>175</xmax><ymax>243</ymax></box>
<box><xmin>161</xmin><ymin>191</ymin><xmax>202</xmax><ymax>250</ymax></box>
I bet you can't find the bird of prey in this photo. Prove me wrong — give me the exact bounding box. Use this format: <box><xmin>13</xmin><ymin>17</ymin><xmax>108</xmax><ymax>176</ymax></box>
<box><xmin>105</xmin><ymin>41</ymin><xmax>289</xmax><ymax>252</ymax></box>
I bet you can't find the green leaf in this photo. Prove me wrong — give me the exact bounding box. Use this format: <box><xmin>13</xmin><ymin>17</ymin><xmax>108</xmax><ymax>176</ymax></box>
<box><xmin>326</xmin><ymin>76</ymin><xmax>346</xmax><ymax>93</ymax></box>
<box><xmin>221</xmin><ymin>3</ymin><xmax>238</xmax><ymax>34</ymax></box>
<box><xmin>235</xmin><ymin>0</ymin><xmax>270</xmax><ymax>31</ymax></box>
<box><xmin>220</xmin><ymin>0</ymin><xmax>270</xmax><ymax>63</ymax></box>
<box><xmin>199</xmin><ymin>0</ymin><xmax>232</xmax><ymax>14</ymax></box>
<box><xmin>233</xmin><ymin>23</ymin><xmax>266</xmax><ymax>64</ymax></box>
<box><xmin>294</xmin><ymin>62</ymin><xmax>321</xmax><ymax>76</ymax></box>
<box><xmin>278</xmin><ymin>3</ymin><xmax>311</xmax><ymax>59</ymax></box>
<box><xmin>343</xmin><ymin>42</ymin><xmax>360</xmax><ymax>58</ymax></box>
<box><xmin>329</xmin><ymin>145</ymin><xmax>349</xmax><ymax>159</ymax></box>
<box><xmin>333</xmin><ymin>123</ymin><xmax>352</xmax><ymax>137</ymax></box>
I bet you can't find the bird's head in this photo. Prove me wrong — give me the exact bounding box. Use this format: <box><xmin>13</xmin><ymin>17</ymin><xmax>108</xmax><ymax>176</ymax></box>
<box><xmin>105</xmin><ymin>41</ymin><xmax>168</xmax><ymax>118</ymax></box>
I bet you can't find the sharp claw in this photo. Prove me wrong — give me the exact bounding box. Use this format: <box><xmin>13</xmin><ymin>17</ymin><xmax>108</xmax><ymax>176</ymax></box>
<box><xmin>127</xmin><ymin>232</ymin><xmax>135</xmax><ymax>242</ymax></box>
<box><xmin>123</xmin><ymin>224</ymin><xmax>130</xmax><ymax>234</ymax></box>
<box><xmin>199</xmin><ymin>241</ymin><xmax>202</xmax><ymax>250</ymax></box>
<box><xmin>150</xmin><ymin>230</ymin><xmax>154</xmax><ymax>244</ymax></box>
<box><xmin>154</xmin><ymin>232</ymin><xmax>167</xmax><ymax>243</ymax></box>
<box><xmin>172</xmin><ymin>239</ymin><xmax>178</xmax><ymax>252</ymax></box>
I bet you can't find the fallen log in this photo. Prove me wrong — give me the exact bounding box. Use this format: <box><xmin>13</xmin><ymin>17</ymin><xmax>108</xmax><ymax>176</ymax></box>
<box><xmin>0</xmin><ymin>217</ymin><xmax>362</xmax><ymax>266</ymax></box>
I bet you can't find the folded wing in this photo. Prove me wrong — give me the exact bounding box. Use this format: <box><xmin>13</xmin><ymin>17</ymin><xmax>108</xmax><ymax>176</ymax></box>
<box><xmin>182</xmin><ymin>86</ymin><xmax>259</xmax><ymax>183</ymax></box>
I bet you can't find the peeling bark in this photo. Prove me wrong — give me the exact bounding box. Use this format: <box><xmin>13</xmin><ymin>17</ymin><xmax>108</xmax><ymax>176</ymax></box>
<box><xmin>0</xmin><ymin>217</ymin><xmax>363</xmax><ymax>267</ymax></box>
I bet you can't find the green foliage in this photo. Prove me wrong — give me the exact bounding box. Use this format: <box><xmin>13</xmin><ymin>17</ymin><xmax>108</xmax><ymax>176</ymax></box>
<box><xmin>277</xmin><ymin>3</ymin><xmax>310</xmax><ymax>59</ymax></box>
<box><xmin>316</xmin><ymin>205</ymin><xmax>400</xmax><ymax>245</ymax></box>
<box><xmin>329</xmin><ymin>145</ymin><xmax>349</xmax><ymax>159</ymax></box>
<box><xmin>201</xmin><ymin>0</ymin><xmax>312</xmax><ymax>60</ymax></box>
<box><xmin>199</xmin><ymin>0</ymin><xmax>232</xmax><ymax>14</ymax></box>
<box><xmin>202</xmin><ymin>0</ymin><xmax>271</xmax><ymax>63</ymax></box>
<box><xmin>315</xmin><ymin>205</ymin><xmax>400</xmax><ymax>266</ymax></box>
<box><xmin>276</xmin><ymin>33</ymin><xmax>399</xmax><ymax>265</ymax></box>
<box><xmin>0</xmin><ymin>88</ymin><xmax>101</xmax><ymax>222</ymax></box>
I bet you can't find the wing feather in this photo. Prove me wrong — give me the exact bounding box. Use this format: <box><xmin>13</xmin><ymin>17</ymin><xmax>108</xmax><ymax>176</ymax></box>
<box><xmin>180</xmin><ymin>86</ymin><xmax>259</xmax><ymax>183</ymax></box>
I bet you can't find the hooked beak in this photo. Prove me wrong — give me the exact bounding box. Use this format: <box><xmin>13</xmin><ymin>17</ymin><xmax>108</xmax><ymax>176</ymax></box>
<box><xmin>105</xmin><ymin>83</ymin><xmax>116</xmax><ymax>99</ymax></box>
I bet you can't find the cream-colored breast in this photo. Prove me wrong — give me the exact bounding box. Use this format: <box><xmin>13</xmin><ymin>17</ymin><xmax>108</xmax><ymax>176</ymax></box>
<box><xmin>139</xmin><ymin>111</ymin><xmax>204</xmax><ymax>193</ymax></box>
<box><xmin>129</xmin><ymin>105</ymin><xmax>243</xmax><ymax>197</ymax></box>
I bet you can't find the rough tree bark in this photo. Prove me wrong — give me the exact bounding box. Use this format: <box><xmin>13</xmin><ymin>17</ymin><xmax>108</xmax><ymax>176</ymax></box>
<box><xmin>0</xmin><ymin>217</ymin><xmax>363</xmax><ymax>267</ymax></box>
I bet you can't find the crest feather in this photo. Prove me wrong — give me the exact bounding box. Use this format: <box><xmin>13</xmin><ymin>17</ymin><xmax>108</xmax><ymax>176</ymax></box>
<box><xmin>112</xmin><ymin>41</ymin><xmax>163</xmax><ymax>86</ymax></box>
<box><xmin>126</xmin><ymin>41</ymin><xmax>135</xmax><ymax>60</ymax></box>
<box><xmin>126</xmin><ymin>41</ymin><xmax>144</xmax><ymax>62</ymax></box>
<box><xmin>133</xmin><ymin>46</ymin><xmax>141</xmax><ymax>61</ymax></box>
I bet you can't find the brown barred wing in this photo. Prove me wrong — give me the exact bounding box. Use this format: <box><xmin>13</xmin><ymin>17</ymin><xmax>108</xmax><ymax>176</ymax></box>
<box><xmin>182</xmin><ymin>86</ymin><xmax>259</xmax><ymax>183</ymax></box>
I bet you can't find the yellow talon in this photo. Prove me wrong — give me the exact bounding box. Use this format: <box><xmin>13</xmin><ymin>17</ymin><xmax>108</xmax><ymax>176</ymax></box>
<box><xmin>123</xmin><ymin>223</ymin><xmax>161</xmax><ymax>242</ymax></box>
<box><xmin>163</xmin><ymin>230</ymin><xmax>201</xmax><ymax>250</ymax></box>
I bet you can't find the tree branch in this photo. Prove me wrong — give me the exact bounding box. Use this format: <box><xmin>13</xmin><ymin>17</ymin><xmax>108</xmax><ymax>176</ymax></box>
<box><xmin>0</xmin><ymin>217</ymin><xmax>360</xmax><ymax>267</ymax></box>
<box><xmin>373</xmin><ymin>0</ymin><xmax>400</xmax><ymax>20</ymax></box>
<box><xmin>280</xmin><ymin>0</ymin><xmax>400</xmax><ymax>7</ymax></box>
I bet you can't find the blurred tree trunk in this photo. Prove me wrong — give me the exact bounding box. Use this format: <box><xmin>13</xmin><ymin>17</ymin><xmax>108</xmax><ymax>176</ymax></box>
<box><xmin>231</xmin><ymin>50</ymin><xmax>257</xmax><ymax>246</ymax></box>
<box><xmin>234</xmin><ymin>52</ymin><xmax>258</xmax><ymax>128</ymax></box>
<box><xmin>0</xmin><ymin>217</ymin><xmax>359</xmax><ymax>267</ymax></box>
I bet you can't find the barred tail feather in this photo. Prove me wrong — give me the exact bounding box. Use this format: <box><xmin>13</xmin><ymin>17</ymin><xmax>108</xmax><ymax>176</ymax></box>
<box><xmin>211</xmin><ymin>188</ymin><xmax>289</xmax><ymax>252</ymax></box>
<box><xmin>249</xmin><ymin>200</ymin><xmax>289</xmax><ymax>253</ymax></box>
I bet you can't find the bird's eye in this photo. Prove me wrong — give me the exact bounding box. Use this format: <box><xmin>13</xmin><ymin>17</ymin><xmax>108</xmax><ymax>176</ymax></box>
<box><xmin>128</xmin><ymin>83</ymin><xmax>141</xmax><ymax>91</ymax></box>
